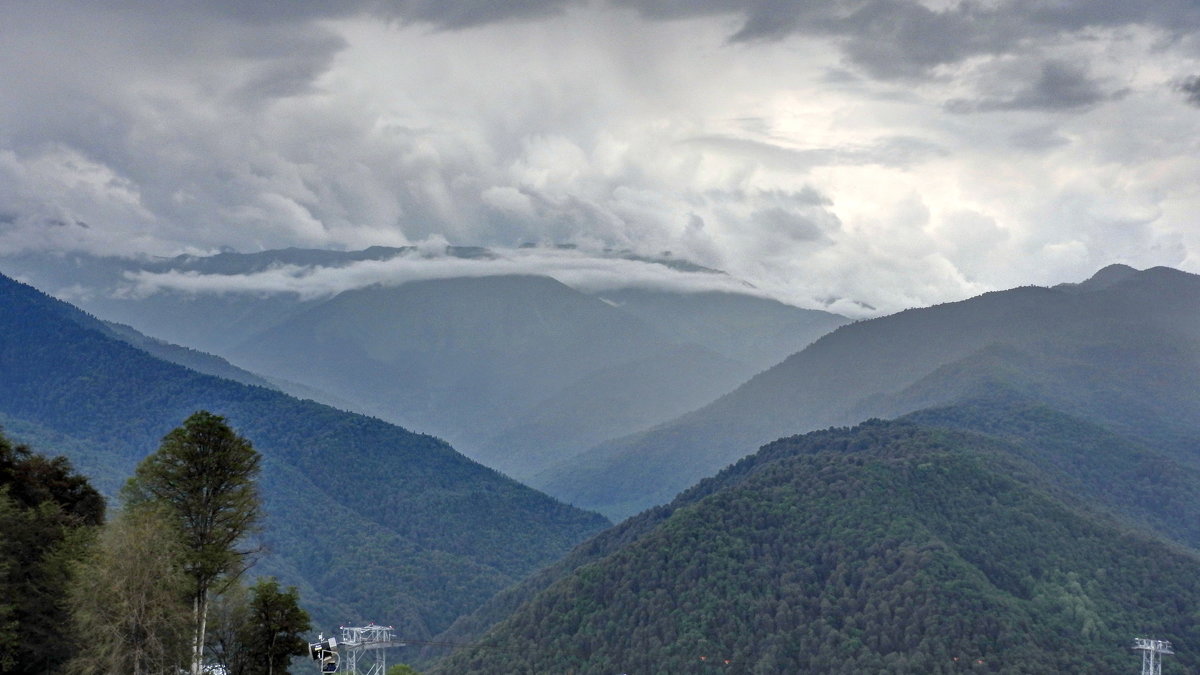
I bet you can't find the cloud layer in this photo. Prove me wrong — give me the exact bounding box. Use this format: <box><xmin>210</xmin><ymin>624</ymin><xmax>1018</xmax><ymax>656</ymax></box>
<box><xmin>117</xmin><ymin>245</ymin><xmax>768</xmax><ymax>304</ymax></box>
<box><xmin>1</xmin><ymin>1</ymin><xmax>1199</xmax><ymax>315</ymax></box>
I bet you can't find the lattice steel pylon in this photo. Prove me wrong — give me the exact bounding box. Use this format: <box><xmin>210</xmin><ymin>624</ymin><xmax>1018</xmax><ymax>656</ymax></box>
<box><xmin>339</xmin><ymin>624</ymin><xmax>406</xmax><ymax>675</ymax></box>
<box><xmin>1133</xmin><ymin>637</ymin><xmax>1174</xmax><ymax>675</ymax></box>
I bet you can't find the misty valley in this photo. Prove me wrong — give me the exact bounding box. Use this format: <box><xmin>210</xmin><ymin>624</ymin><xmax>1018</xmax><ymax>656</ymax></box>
<box><xmin>2</xmin><ymin>250</ymin><xmax>1200</xmax><ymax>673</ymax></box>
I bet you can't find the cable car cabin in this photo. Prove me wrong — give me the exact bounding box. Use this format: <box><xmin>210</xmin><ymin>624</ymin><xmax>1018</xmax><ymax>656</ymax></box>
<box><xmin>309</xmin><ymin>636</ymin><xmax>340</xmax><ymax>673</ymax></box>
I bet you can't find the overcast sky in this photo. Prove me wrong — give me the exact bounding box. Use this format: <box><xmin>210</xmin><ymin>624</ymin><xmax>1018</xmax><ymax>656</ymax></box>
<box><xmin>2</xmin><ymin>0</ymin><xmax>1199</xmax><ymax>315</ymax></box>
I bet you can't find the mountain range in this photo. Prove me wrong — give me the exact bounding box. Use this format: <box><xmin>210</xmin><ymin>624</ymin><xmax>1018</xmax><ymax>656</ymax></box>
<box><xmin>420</xmin><ymin>263</ymin><xmax>1200</xmax><ymax>670</ymax></box>
<box><xmin>6</xmin><ymin>252</ymin><xmax>1200</xmax><ymax>673</ymax></box>
<box><xmin>1</xmin><ymin>247</ymin><xmax>846</xmax><ymax>482</ymax></box>
<box><xmin>0</xmin><ymin>270</ymin><xmax>608</xmax><ymax>638</ymax></box>
<box><xmin>541</xmin><ymin>264</ymin><xmax>1200</xmax><ymax>519</ymax></box>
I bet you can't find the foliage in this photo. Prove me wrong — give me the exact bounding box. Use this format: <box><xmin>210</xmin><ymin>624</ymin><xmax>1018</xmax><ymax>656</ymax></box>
<box><xmin>905</xmin><ymin>395</ymin><xmax>1200</xmax><ymax>551</ymax></box>
<box><xmin>0</xmin><ymin>430</ymin><xmax>104</xmax><ymax>673</ymax></box>
<box><xmin>208</xmin><ymin>577</ymin><xmax>311</xmax><ymax>675</ymax></box>
<box><xmin>124</xmin><ymin>411</ymin><xmax>262</xmax><ymax>586</ymax></box>
<box><xmin>206</xmin><ymin>581</ymin><xmax>251</xmax><ymax>675</ymax></box>
<box><xmin>123</xmin><ymin>410</ymin><xmax>263</xmax><ymax>674</ymax></box>
<box><xmin>434</xmin><ymin>420</ymin><xmax>1200</xmax><ymax>674</ymax></box>
<box><xmin>67</xmin><ymin>506</ymin><xmax>191</xmax><ymax>675</ymax></box>
<box><xmin>0</xmin><ymin>432</ymin><xmax>105</xmax><ymax>527</ymax></box>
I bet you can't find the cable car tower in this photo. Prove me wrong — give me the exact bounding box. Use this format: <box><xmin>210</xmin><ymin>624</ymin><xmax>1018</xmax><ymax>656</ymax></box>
<box><xmin>339</xmin><ymin>624</ymin><xmax>406</xmax><ymax>675</ymax></box>
<box><xmin>1133</xmin><ymin>637</ymin><xmax>1173</xmax><ymax>675</ymax></box>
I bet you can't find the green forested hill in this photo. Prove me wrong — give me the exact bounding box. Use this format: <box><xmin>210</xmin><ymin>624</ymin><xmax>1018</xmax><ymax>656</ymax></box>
<box><xmin>432</xmin><ymin>419</ymin><xmax>1200</xmax><ymax>673</ymax></box>
<box><xmin>0</xmin><ymin>271</ymin><xmax>609</xmax><ymax>637</ymax></box>
<box><xmin>904</xmin><ymin>395</ymin><xmax>1200</xmax><ymax>551</ymax></box>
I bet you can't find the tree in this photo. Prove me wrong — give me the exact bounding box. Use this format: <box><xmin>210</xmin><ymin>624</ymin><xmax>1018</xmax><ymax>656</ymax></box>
<box><xmin>209</xmin><ymin>578</ymin><xmax>311</xmax><ymax>675</ymax></box>
<box><xmin>0</xmin><ymin>494</ymin><xmax>24</xmax><ymax>671</ymax></box>
<box><xmin>205</xmin><ymin>580</ymin><xmax>250</xmax><ymax>675</ymax></box>
<box><xmin>0</xmin><ymin>435</ymin><xmax>104</xmax><ymax>527</ymax></box>
<box><xmin>0</xmin><ymin>430</ymin><xmax>105</xmax><ymax>672</ymax></box>
<box><xmin>244</xmin><ymin>578</ymin><xmax>310</xmax><ymax>675</ymax></box>
<box><xmin>67</xmin><ymin>506</ymin><xmax>190</xmax><ymax>674</ymax></box>
<box><xmin>123</xmin><ymin>411</ymin><xmax>262</xmax><ymax>675</ymax></box>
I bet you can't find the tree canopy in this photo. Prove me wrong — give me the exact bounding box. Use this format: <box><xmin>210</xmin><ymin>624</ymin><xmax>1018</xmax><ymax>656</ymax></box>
<box><xmin>207</xmin><ymin>577</ymin><xmax>311</xmax><ymax>675</ymax></box>
<box><xmin>0</xmin><ymin>430</ymin><xmax>104</xmax><ymax>673</ymax></box>
<box><xmin>67</xmin><ymin>506</ymin><xmax>191</xmax><ymax>675</ymax></box>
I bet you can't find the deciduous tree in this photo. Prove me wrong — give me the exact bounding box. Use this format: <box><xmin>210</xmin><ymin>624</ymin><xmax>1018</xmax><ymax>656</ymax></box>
<box><xmin>67</xmin><ymin>506</ymin><xmax>190</xmax><ymax>674</ymax></box>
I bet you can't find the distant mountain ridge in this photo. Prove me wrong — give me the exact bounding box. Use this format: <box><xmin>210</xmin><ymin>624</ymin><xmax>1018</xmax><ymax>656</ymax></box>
<box><xmin>1</xmin><ymin>247</ymin><xmax>846</xmax><ymax>482</ymax></box>
<box><xmin>540</xmin><ymin>264</ymin><xmax>1200</xmax><ymax>519</ymax></box>
<box><xmin>0</xmin><ymin>270</ymin><xmax>608</xmax><ymax>637</ymax></box>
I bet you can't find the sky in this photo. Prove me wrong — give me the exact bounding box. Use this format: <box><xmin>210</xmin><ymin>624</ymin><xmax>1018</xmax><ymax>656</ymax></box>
<box><xmin>2</xmin><ymin>0</ymin><xmax>1199</xmax><ymax>316</ymax></box>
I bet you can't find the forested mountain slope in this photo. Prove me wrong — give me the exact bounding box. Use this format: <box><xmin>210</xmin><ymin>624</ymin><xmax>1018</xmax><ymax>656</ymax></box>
<box><xmin>541</xmin><ymin>265</ymin><xmax>1200</xmax><ymax>519</ymax></box>
<box><xmin>432</xmin><ymin>418</ymin><xmax>1200</xmax><ymax>674</ymax></box>
<box><xmin>0</xmin><ymin>271</ymin><xmax>608</xmax><ymax>637</ymax></box>
<box><xmin>426</xmin><ymin>396</ymin><xmax>1200</xmax><ymax>666</ymax></box>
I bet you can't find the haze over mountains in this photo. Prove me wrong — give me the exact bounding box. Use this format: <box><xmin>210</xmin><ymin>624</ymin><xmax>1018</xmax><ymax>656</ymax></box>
<box><xmin>545</xmin><ymin>264</ymin><xmax>1200</xmax><ymax>519</ymax></box>
<box><xmin>1</xmin><ymin>246</ymin><xmax>847</xmax><ymax>481</ymax></box>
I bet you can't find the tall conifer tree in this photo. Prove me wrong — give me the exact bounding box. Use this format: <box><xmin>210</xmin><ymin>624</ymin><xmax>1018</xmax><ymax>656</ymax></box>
<box><xmin>123</xmin><ymin>411</ymin><xmax>262</xmax><ymax>675</ymax></box>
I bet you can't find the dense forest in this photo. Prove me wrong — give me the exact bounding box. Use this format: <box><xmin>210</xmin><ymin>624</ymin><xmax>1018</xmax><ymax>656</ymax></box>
<box><xmin>433</xmin><ymin>418</ymin><xmax>1200</xmax><ymax>673</ymax></box>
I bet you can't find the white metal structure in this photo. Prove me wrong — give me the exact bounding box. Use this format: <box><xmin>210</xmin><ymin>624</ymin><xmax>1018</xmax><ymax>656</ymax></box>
<box><xmin>339</xmin><ymin>624</ymin><xmax>406</xmax><ymax>675</ymax></box>
<box><xmin>1133</xmin><ymin>637</ymin><xmax>1173</xmax><ymax>675</ymax></box>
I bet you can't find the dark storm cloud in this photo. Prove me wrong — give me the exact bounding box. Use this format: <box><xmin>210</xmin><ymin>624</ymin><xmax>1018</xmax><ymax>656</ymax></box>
<box><xmin>750</xmin><ymin>207</ymin><xmax>828</xmax><ymax>242</ymax></box>
<box><xmin>2</xmin><ymin>0</ymin><xmax>1197</xmax><ymax>314</ymax></box>
<box><xmin>227</xmin><ymin>30</ymin><xmax>349</xmax><ymax>105</ymax></box>
<box><xmin>65</xmin><ymin>0</ymin><xmax>1200</xmax><ymax>83</ymax></box>
<box><xmin>1177</xmin><ymin>76</ymin><xmax>1200</xmax><ymax>107</ymax></box>
<box><xmin>615</xmin><ymin>0</ymin><xmax>1200</xmax><ymax>78</ymax></box>
<box><xmin>945</xmin><ymin>61</ymin><xmax>1122</xmax><ymax>114</ymax></box>
<box><xmin>88</xmin><ymin>0</ymin><xmax>573</xmax><ymax>30</ymax></box>
<box><xmin>373</xmin><ymin>0</ymin><xmax>575</xmax><ymax>29</ymax></box>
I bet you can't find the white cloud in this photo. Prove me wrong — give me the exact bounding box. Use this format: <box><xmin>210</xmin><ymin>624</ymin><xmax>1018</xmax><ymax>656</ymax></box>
<box><xmin>116</xmin><ymin>246</ymin><xmax>767</xmax><ymax>303</ymax></box>
<box><xmin>0</xmin><ymin>2</ymin><xmax>1199</xmax><ymax>315</ymax></box>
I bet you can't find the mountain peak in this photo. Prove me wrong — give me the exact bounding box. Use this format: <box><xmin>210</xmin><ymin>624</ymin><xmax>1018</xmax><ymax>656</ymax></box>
<box><xmin>1073</xmin><ymin>263</ymin><xmax>1139</xmax><ymax>291</ymax></box>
